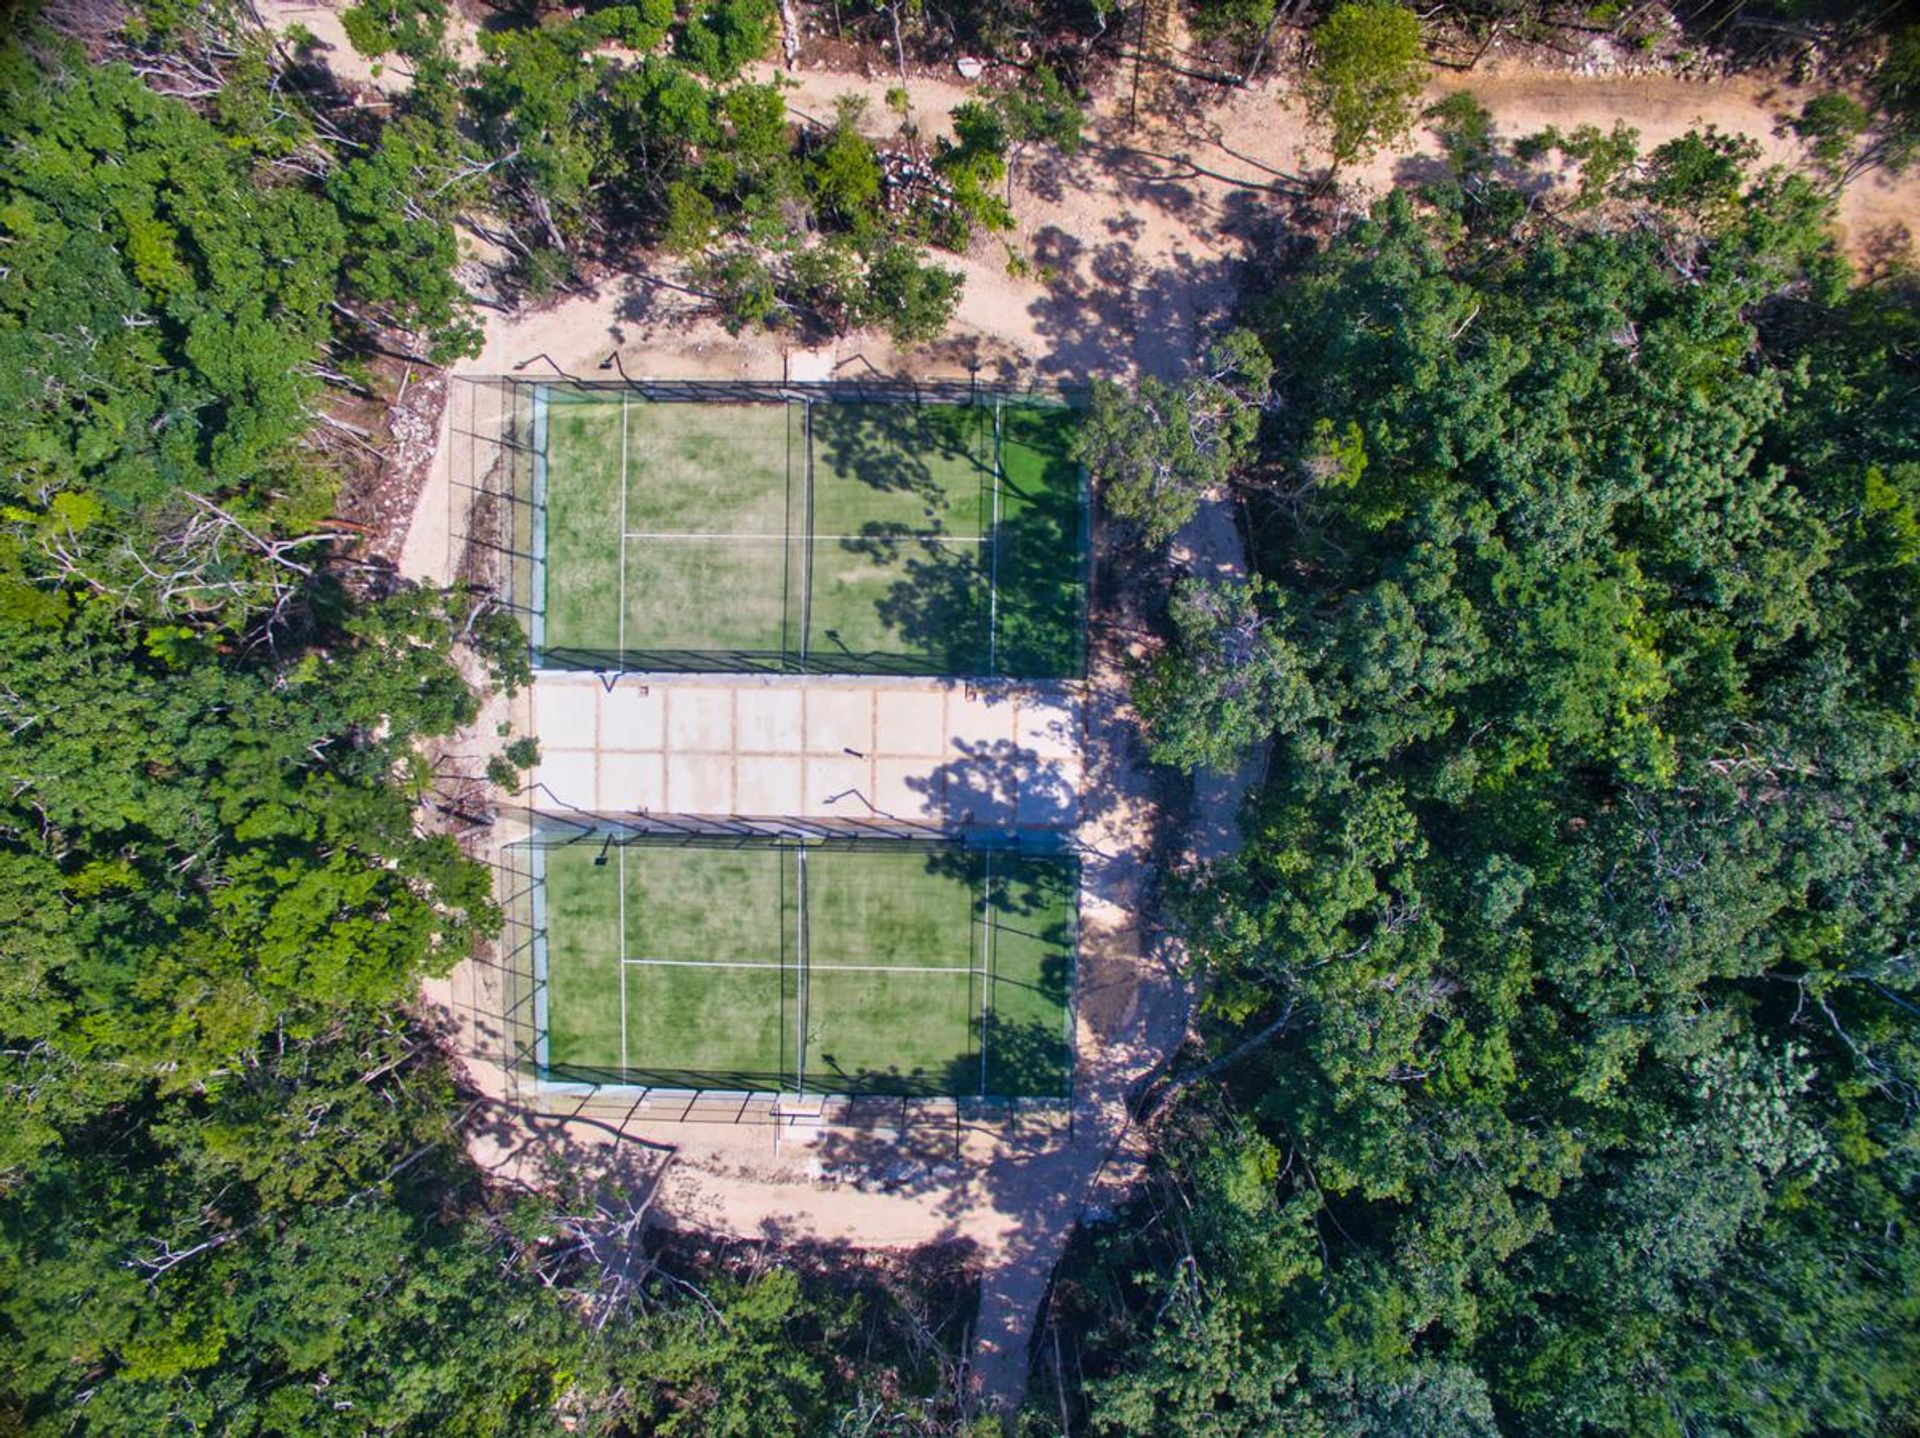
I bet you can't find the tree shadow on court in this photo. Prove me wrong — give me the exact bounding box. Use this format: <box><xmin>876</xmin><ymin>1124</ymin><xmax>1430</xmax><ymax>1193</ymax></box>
<box><xmin>810</xmin><ymin>403</ymin><xmax>982</xmax><ymax>511</ymax></box>
<box><xmin>907</xmin><ymin>737</ymin><xmax>1079</xmax><ymax>830</ymax></box>
<box><xmin>824</xmin><ymin>523</ymin><xmax>991</xmax><ymax>673</ymax></box>
<box><xmin>814</xmin><ymin>512</ymin><xmax>1086</xmax><ymax>678</ymax></box>
<box><xmin>812</xmin><ymin>401</ymin><xmax>1085</xmax><ymax>679</ymax></box>
<box><xmin>804</xmin><ymin>1054</ymin><xmax>968</xmax><ymax>1099</ymax></box>
<box><xmin>971</xmin><ymin>1005</ymin><xmax>1073</xmax><ymax>1105</ymax></box>
<box><xmin>799</xmin><ymin>1024</ymin><xmax>1074</xmax><ymax>1193</ymax></box>
<box><xmin>994</xmin><ymin>414</ymin><xmax>1088</xmax><ymax>678</ymax></box>
<box><xmin>543</xmin><ymin>1062</ymin><xmax>794</xmax><ymax>1092</ymax></box>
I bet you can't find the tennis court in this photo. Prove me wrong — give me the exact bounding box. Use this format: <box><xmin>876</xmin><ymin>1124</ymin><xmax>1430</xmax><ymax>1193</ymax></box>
<box><xmin>534</xmin><ymin>386</ymin><xmax>1086</xmax><ymax>676</ymax></box>
<box><xmin>529</xmin><ymin>838</ymin><xmax>1076</xmax><ymax>1099</ymax></box>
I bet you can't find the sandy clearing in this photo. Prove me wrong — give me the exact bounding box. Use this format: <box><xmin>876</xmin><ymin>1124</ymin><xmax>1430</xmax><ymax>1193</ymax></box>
<box><xmin>251</xmin><ymin>0</ymin><xmax>484</xmax><ymax>87</ymax></box>
<box><xmin>252</xmin><ymin>0</ymin><xmax>411</xmax><ymax>94</ymax></box>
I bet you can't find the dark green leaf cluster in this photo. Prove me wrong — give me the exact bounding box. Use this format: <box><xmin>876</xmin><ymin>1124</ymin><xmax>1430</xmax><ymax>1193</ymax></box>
<box><xmin>1303</xmin><ymin>0</ymin><xmax>1428</xmax><ymax>171</ymax></box>
<box><xmin>1076</xmin><ymin>330</ymin><xmax>1274</xmax><ymax>546</ymax></box>
<box><xmin>1050</xmin><ymin>133</ymin><xmax>1920</xmax><ymax>1437</ymax></box>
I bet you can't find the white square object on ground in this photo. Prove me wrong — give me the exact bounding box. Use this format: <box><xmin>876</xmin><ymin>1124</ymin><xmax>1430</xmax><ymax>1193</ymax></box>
<box><xmin>873</xmin><ymin>690</ymin><xmax>947</xmax><ymax>756</ymax></box>
<box><xmin>667</xmin><ymin>687</ymin><xmax>734</xmax><ymax>752</ymax></box>
<box><xmin>734</xmin><ymin>688</ymin><xmax>805</xmax><ymax>753</ymax></box>
<box><xmin>533</xmin><ymin>680</ymin><xmax>599</xmax><ymax>751</ymax></box>
<box><xmin>735</xmin><ymin>755</ymin><xmax>804</xmax><ymax>815</ymax></box>
<box><xmin>664</xmin><ymin>752</ymin><xmax>735</xmax><ymax>813</ymax></box>
<box><xmin>804</xmin><ymin>689</ymin><xmax>874</xmax><ymax>755</ymax></box>
<box><xmin>600</xmin><ymin>684</ymin><xmax>665</xmax><ymax>751</ymax></box>
<box><xmin>598</xmin><ymin>750</ymin><xmax>667</xmax><ymax>812</ymax></box>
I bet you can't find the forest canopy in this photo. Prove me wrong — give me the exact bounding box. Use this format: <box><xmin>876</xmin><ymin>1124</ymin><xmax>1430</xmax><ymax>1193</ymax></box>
<box><xmin>1058</xmin><ymin>105</ymin><xmax>1920</xmax><ymax>1437</ymax></box>
<box><xmin>0</xmin><ymin>12</ymin><xmax>982</xmax><ymax>1434</ymax></box>
<box><xmin>4</xmin><ymin>0</ymin><xmax>1919</xmax><ymax>1432</ymax></box>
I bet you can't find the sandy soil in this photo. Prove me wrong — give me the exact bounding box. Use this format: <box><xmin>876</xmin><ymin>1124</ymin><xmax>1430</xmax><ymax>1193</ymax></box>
<box><xmin>251</xmin><ymin>0</ymin><xmax>483</xmax><ymax>90</ymax></box>
<box><xmin>383</xmin><ymin>29</ymin><xmax>1920</xmax><ymax>1421</ymax></box>
<box><xmin>396</xmin><ymin>52</ymin><xmax>1918</xmax><ymax>417</ymax></box>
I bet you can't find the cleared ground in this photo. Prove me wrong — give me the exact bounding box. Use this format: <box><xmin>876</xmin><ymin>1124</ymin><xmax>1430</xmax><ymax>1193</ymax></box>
<box><xmin>528</xmin><ymin>675</ymin><xmax>1084</xmax><ymax>829</ymax></box>
<box><xmin>538</xmin><ymin>390</ymin><xmax>1085</xmax><ymax>676</ymax></box>
<box><xmin>532</xmin><ymin>839</ymin><xmax>1076</xmax><ymax>1098</ymax></box>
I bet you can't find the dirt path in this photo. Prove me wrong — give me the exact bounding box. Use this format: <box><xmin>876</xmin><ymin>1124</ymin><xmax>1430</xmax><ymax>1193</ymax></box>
<box><xmin>964</xmin><ymin>482</ymin><xmax>1263</xmax><ymax>1406</ymax></box>
<box><xmin>376</xmin><ymin>28</ymin><xmax>1920</xmax><ymax>1424</ymax></box>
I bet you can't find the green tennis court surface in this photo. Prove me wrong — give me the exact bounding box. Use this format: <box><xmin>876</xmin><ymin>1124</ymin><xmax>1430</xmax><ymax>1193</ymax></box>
<box><xmin>536</xmin><ymin>387</ymin><xmax>1086</xmax><ymax>676</ymax></box>
<box><xmin>533</xmin><ymin>839</ymin><xmax>1077</xmax><ymax>1099</ymax></box>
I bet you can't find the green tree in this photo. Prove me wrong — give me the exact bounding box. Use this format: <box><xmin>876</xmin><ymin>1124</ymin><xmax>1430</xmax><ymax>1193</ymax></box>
<box><xmin>1302</xmin><ymin>0</ymin><xmax>1428</xmax><ymax>175</ymax></box>
<box><xmin>1513</xmin><ymin>121</ymin><xmax>1640</xmax><ymax>210</ymax></box>
<box><xmin>327</xmin><ymin>124</ymin><xmax>483</xmax><ymax>360</ymax></box>
<box><xmin>1790</xmin><ymin>91</ymin><xmax>1873</xmax><ymax>184</ymax></box>
<box><xmin>807</xmin><ymin>100</ymin><xmax>884</xmax><ymax>228</ymax></box>
<box><xmin>677</xmin><ymin>0</ymin><xmax>776</xmax><ymax>82</ymax></box>
<box><xmin>1047</xmin><ymin>129</ymin><xmax>1920</xmax><ymax>1438</ymax></box>
<box><xmin>1423</xmin><ymin>90</ymin><xmax>1496</xmax><ymax>181</ymax></box>
<box><xmin>991</xmin><ymin>64</ymin><xmax>1083</xmax><ymax>204</ymax></box>
<box><xmin>1076</xmin><ymin>330</ymin><xmax>1272</xmax><ymax>545</ymax></box>
<box><xmin>932</xmin><ymin>99</ymin><xmax>1014</xmax><ymax>243</ymax></box>
<box><xmin>339</xmin><ymin>0</ymin><xmax>447</xmax><ymax>63</ymax></box>
<box><xmin>468</xmin><ymin>24</ymin><xmax>608</xmax><ymax>253</ymax></box>
<box><xmin>1133</xmin><ymin>576</ymin><xmax>1319</xmax><ymax>771</ymax></box>
<box><xmin>864</xmin><ymin>241</ymin><xmax>964</xmax><ymax>344</ymax></box>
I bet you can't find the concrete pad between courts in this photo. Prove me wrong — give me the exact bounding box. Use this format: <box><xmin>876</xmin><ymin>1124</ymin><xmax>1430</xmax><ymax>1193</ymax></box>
<box><xmin>804</xmin><ymin>753</ymin><xmax>871</xmax><ymax>813</ymax></box>
<box><xmin>665</xmin><ymin>751</ymin><xmax>735</xmax><ymax>813</ymax></box>
<box><xmin>873</xmin><ymin>691</ymin><xmax>945</xmax><ymax>751</ymax></box>
<box><xmin>527</xmin><ymin>673</ymin><xmax>1084</xmax><ymax>831</ymax></box>
<box><xmin>735</xmin><ymin>754</ymin><xmax>805</xmax><ymax>814</ymax></box>
<box><xmin>803</xmin><ymin>688</ymin><xmax>873</xmax><ymax>755</ymax></box>
<box><xmin>533</xmin><ymin>685</ymin><xmax>598</xmax><ymax>751</ymax></box>
<box><xmin>601</xmin><ymin>685</ymin><xmax>665</xmax><ymax>750</ymax></box>
<box><xmin>667</xmin><ymin>687</ymin><xmax>735</xmax><ymax>753</ymax></box>
<box><xmin>735</xmin><ymin>689</ymin><xmax>804</xmax><ymax>753</ymax></box>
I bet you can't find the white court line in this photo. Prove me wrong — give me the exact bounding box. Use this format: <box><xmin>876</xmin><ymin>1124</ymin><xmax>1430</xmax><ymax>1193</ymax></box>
<box><xmin>621</xmin><ymin>531</ymin><xmax>989</xmax><ymax>543</ymax></box>
<box><xmin>620</xmin><ymin>957</ymin><xmax>974</xmax><ymax>973</ymax></box>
